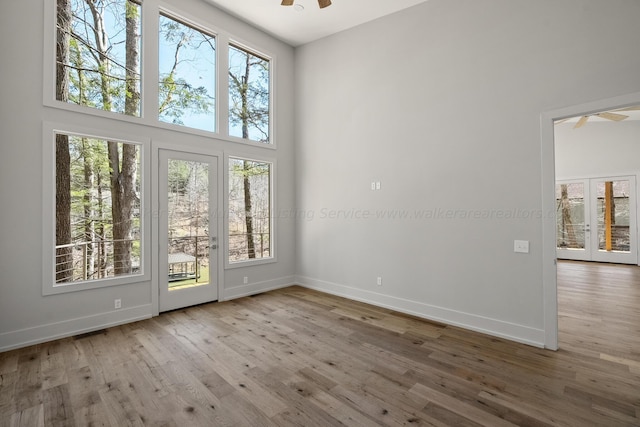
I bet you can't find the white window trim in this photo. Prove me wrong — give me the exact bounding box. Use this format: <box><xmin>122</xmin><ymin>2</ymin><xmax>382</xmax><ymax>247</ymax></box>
<box><xmin>42</xmin><ymin>122</ymin><xmax>151</xmax><ymax>295</ymax></box>
<box><xmin>157</xmin><ymin>5</ymin><xmax>220</xmax><ymax>134</ymax></box>
<box><xmin>42</xmin><ymin>0</ymin><xmax>277</xmax><ymax>149</ymax></box>
<box><xmin>224</xmin><ymin>153</ymin><xmax>277</xmax><ymax>269</ymax></box>
<box><xmin>227</xmin><ymin>39</ymin><xmax>276</xmax><ymax>147</ymax></box>
<box><xmin>42</xmin><ymin>0</ymin><xmax>146</xmax><ymax>122</ymax></box>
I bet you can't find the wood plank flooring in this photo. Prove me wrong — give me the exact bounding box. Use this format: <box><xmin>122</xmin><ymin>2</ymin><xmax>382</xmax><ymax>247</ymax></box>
<box><xmin>1</xmin><ymin>261</ymin><xmax>640</xmax><ymax>426</ymax></box>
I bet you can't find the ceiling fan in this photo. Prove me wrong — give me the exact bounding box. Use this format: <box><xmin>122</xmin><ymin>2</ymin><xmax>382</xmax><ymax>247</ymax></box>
<box><xmin>282</xmin><ymin>0</ymin><xmax>332</xmax><ymax>9</ymax></box>
<box><xmin>556</xmin><ymin>106</ymin><xmax>640</xmax><ymax>129</ymax></box>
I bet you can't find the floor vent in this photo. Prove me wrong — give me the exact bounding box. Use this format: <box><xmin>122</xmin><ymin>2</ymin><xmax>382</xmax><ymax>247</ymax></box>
<box><xmin>73</xmin><ymin>329</ymin><xmax>107</xmax><ymax>340</ymax></box>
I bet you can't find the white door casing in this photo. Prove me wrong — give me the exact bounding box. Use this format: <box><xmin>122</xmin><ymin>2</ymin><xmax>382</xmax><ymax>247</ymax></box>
<box><xmin>158</xmin><ymin>149</ymin><xmax>220</xmax><ymax>312</ymax></box>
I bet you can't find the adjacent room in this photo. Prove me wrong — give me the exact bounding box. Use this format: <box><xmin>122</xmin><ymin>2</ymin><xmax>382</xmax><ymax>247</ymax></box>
<box><xmin>1</xmin><ymin>0</ymin><xmax>639</xmax><ymax>425</ymax></box>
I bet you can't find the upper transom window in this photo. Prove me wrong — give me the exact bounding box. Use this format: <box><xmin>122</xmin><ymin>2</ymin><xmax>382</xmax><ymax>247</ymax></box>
<box><xmin>159</xmin><ymin>13</ymin><xmax>216</xmax><ymax>132</ymax></box>
<box><xmin>228</xmin><ymin>45</ymin><xmax>271</xmax><ymax>143</ymax></box>
<box><xmin>56</xmin><ymin>0</ymin><xmax>142</xmax><ymax>117</ymax></box>
<box><xmin>51</xmin><ymin>2</ymin><xmax>276</xmax><ymax>147</ymax></box>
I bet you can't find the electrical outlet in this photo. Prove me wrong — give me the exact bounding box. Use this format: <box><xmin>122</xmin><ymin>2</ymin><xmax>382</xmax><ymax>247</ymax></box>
<box><xmin>243</xmin><ymin>276</ymin><xmax>248</xmax><ymax>284</ymax></box>
<box><xmin>514</xmin><ymin>240</ymin><xmax>530</xmax><ymax>253</ymax></box>
<box><xmin>377</xmin><ymin>277</ymin><xmax>382</xmax><ymax>286</ymax></box>
<box><xmin>114</xmin><ymin>299</ymin><xmax>122</xmax><ymax>309</ymax></box>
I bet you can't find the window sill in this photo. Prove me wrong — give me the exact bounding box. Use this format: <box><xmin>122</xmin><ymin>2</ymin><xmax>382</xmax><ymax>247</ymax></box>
<box><xmin>43</xmin><ymin>273</ymin><xmax>149</xmax><ymax>296</ymax></box>
<box><xmin>225</xmin><ymin>256</ymin><xmax>277</xmax><ymax>270</ymax></box>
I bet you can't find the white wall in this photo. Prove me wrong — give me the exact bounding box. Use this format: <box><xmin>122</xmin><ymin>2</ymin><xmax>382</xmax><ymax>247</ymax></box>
<box><xmin>0</xmin><ymin>0</ymin><xmax>296</xmax><ymax>351</ymax></box>
<box><xmin>555</xmin><ymin>120</ymin><xmax>640</xmax><ymax>179</ymax></box>
<box><xmin>3</xmin><ymin>0</ymin><xmax>640</xmax><ymax>352</ymax></box>
<box><xmin>295</xmin><ymin>0</ymin><xmax>640</xmax><ymax>346</ymax></box>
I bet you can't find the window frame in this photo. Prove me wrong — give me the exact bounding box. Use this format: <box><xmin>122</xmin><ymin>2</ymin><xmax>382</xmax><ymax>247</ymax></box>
<box><xmin>227</xmin><ymin>40</ymin><xmax>274</xmax><ymax>146</ymax></box>
<box><xmin>42</xmin><ymin>122</ymin><xmax>151</xmax><ymax>295</ymax></box>
<box><xmin>43</xmin><ymin>0</ymin><xmax>278</xmax><ymax>149</ymax></box>
<box><xmin>45</xmin><ymin>0</ymin><xmax>144</xmax><ymax>119</ymax></box>
<box><xmin>157</xmin><ymin>8</ymin><xmax>219</xmax><ymax>134</ymax></box>
<box><xmin>224</xmin><ymin>153</ymin><xmax>276</xmax><ymax>269</ymax></box>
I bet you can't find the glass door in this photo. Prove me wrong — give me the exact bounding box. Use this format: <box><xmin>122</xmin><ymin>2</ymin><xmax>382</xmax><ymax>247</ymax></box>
<box><xmin>590</xmin><ymin>177</ymin><xmax>637</xmax><ymax>264</ymax></box>
<box><xmin>556</xmin><ymin>180</ymin><xmax>591</xmax><ymax>261</ymax></box>
<box><xmin>159</xmin><ymin>150</ymin><xmax>218</xmax><ymax>312</ymax></box>
<box><xmin>557</xmin><ymin>176</ymin><xmax>637</xmax><ymax>264</ymax></box>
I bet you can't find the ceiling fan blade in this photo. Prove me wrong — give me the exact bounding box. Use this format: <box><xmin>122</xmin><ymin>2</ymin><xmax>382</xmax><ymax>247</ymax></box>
<box><xmin>281</xmin><ymin>0</ymin><xmax>294</xmax><ymax>5</ymax></box>
<box><xmin>554</xmin><ymin>118</ymin><xmax>570</xmax><ymax>125</ymax></box>
<box><xmin>597</xmin><ymin>112</ymin><xmax>628</xmax><ymax>121</ymax></box>
<box><xmin>318</xmin><ymin>0</ymin><xmax>332</xmax><ymax>8</ymax></box>
<box><xmin>616</xmin><ymin>106</ymin><xmax>640</xmax><ymax>111</ymax></box>
<box><xmin>574</xmin><ymin>116</ymin><xmax>589</xmax><ymax>129</ymax></box>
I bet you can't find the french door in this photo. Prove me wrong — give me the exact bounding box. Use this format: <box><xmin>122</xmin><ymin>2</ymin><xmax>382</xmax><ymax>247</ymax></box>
<box><xmin>556</xmin><ymin>176</ymin><xmax>637</xmax><ymax>264</ymax></box>
<box><xmin>159</xmin><ymin>150</ymin><xmax>219</xmax><ymax>312</ymax></box>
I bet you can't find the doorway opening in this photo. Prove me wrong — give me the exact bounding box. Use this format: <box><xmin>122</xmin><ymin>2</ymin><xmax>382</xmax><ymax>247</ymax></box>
<box><xmin>158</xmin><ymin>149</ymin><xmax>221</xmax><ymax>312</ymax></box>
<box><xmin>541</xmin><ymin>92</ymin><xmax>640</xmax><ymax>350</ymax></box>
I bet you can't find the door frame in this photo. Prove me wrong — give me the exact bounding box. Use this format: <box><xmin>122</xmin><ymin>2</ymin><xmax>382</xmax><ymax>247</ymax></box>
<box><xmin>541</xmin><ymin>90</ymin><xmax>640</xmax><ymax>350</ymax></box>
<box><xmin>151</xmin><ymin>142</ymin><xmax>224</xmax><ymax>316</ymax></box>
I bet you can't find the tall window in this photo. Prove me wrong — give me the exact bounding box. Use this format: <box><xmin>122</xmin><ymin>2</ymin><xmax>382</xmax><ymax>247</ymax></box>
<box><xmin>228</xmin><ymin>158</ymin><xmax>272</xmax><ymax>263</ymax></box>
<box><xmin>56</xmin><ymin>0</ymin><xmax>142</xmax><ymax>117</ymax></box>
<box><xmin>228</xmin><ymin>45</ymin><xmax>270</xmax><ymax>143</ymax></box>
<box><xmin>54</xmin><ymin>132</ymin><xmax>142</xmax><ymax>284</ymax></box>
<box><xmin>159</xmin><ymin>13</ymin><xmax>216</xmax><ymax>132</ymax></box>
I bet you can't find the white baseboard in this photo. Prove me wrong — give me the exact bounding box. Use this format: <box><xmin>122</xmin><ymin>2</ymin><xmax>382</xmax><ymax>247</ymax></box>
<box><xmin>221</xmin><ymin>275</ymin><xmax>297</xmax><ymax>301</ymax></box>
<box><xmin>0</xmin><ymin>275</ymin><xmax>297</xmax><ymax>352</ymax></box>
<box><xmin>0</xmin><ymin>304</ymin><xmax>152</xmax><ymax>352</ymax></box>
<box><xmin>1</xmin><ymin>277</ymin><xmax>545</xmax><ymax>352</ymax></box>
<box><xmin>296</xmin><ymin>275</ymin><xmax>545</xmax><ymax>348</ymax></box>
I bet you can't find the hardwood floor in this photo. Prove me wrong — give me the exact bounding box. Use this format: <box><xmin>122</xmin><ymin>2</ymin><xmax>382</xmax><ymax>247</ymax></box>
<box><xmin>1</xmin><ymin>261</ymin><xmax>640</xmax><ymax>426</ymax></box>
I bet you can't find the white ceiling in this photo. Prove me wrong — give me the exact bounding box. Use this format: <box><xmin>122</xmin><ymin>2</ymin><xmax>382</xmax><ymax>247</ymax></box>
<box><xmin>557</xmin><ymin>107</ymin><xmax>640</xmax><ymax>126</ymax></box>
<box><xmin>202</xmin><ymin>0</ymin><xmax>429</xmax><ymax>46</ymax></box>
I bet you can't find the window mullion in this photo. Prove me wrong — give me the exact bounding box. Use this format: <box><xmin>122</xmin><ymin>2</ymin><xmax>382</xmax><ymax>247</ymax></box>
<box><xmin>143</xmin><ymin>0</ymin><xmax>160</xmax><ymax>123</ymax></box>
<box><xmin>218</xmin><ymin>34</ymin><xmax>231</xmax><ymax>138</ymax></box>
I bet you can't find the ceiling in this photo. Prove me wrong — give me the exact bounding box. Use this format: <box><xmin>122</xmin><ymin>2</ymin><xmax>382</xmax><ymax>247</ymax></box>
<box><xmin>202</xmin><ymin>0</ymin><xmax>429</xmax><ymax>46</ymax></box>
<box><xmin>556</xmin><ymin>107</ymin><xmax>640</xmax><ymax>126</ymax></box>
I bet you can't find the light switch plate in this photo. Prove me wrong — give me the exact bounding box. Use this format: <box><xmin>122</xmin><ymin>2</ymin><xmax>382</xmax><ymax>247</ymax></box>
<box><xmin>514</xmin><ymin>240</ymin><xmax>529</xmax><ymax>253</ymax></box>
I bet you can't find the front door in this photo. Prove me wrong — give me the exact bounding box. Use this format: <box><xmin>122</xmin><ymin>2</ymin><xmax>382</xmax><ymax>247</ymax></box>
<box><xmin>556</xmin><ymin>176</ymin><xmax>637</xmax><ymax>264</ymax></box>
<box><xmin>159</xmin><ymin>150</ymin><xmax>218</xmax><ymax>312</ymax></box>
